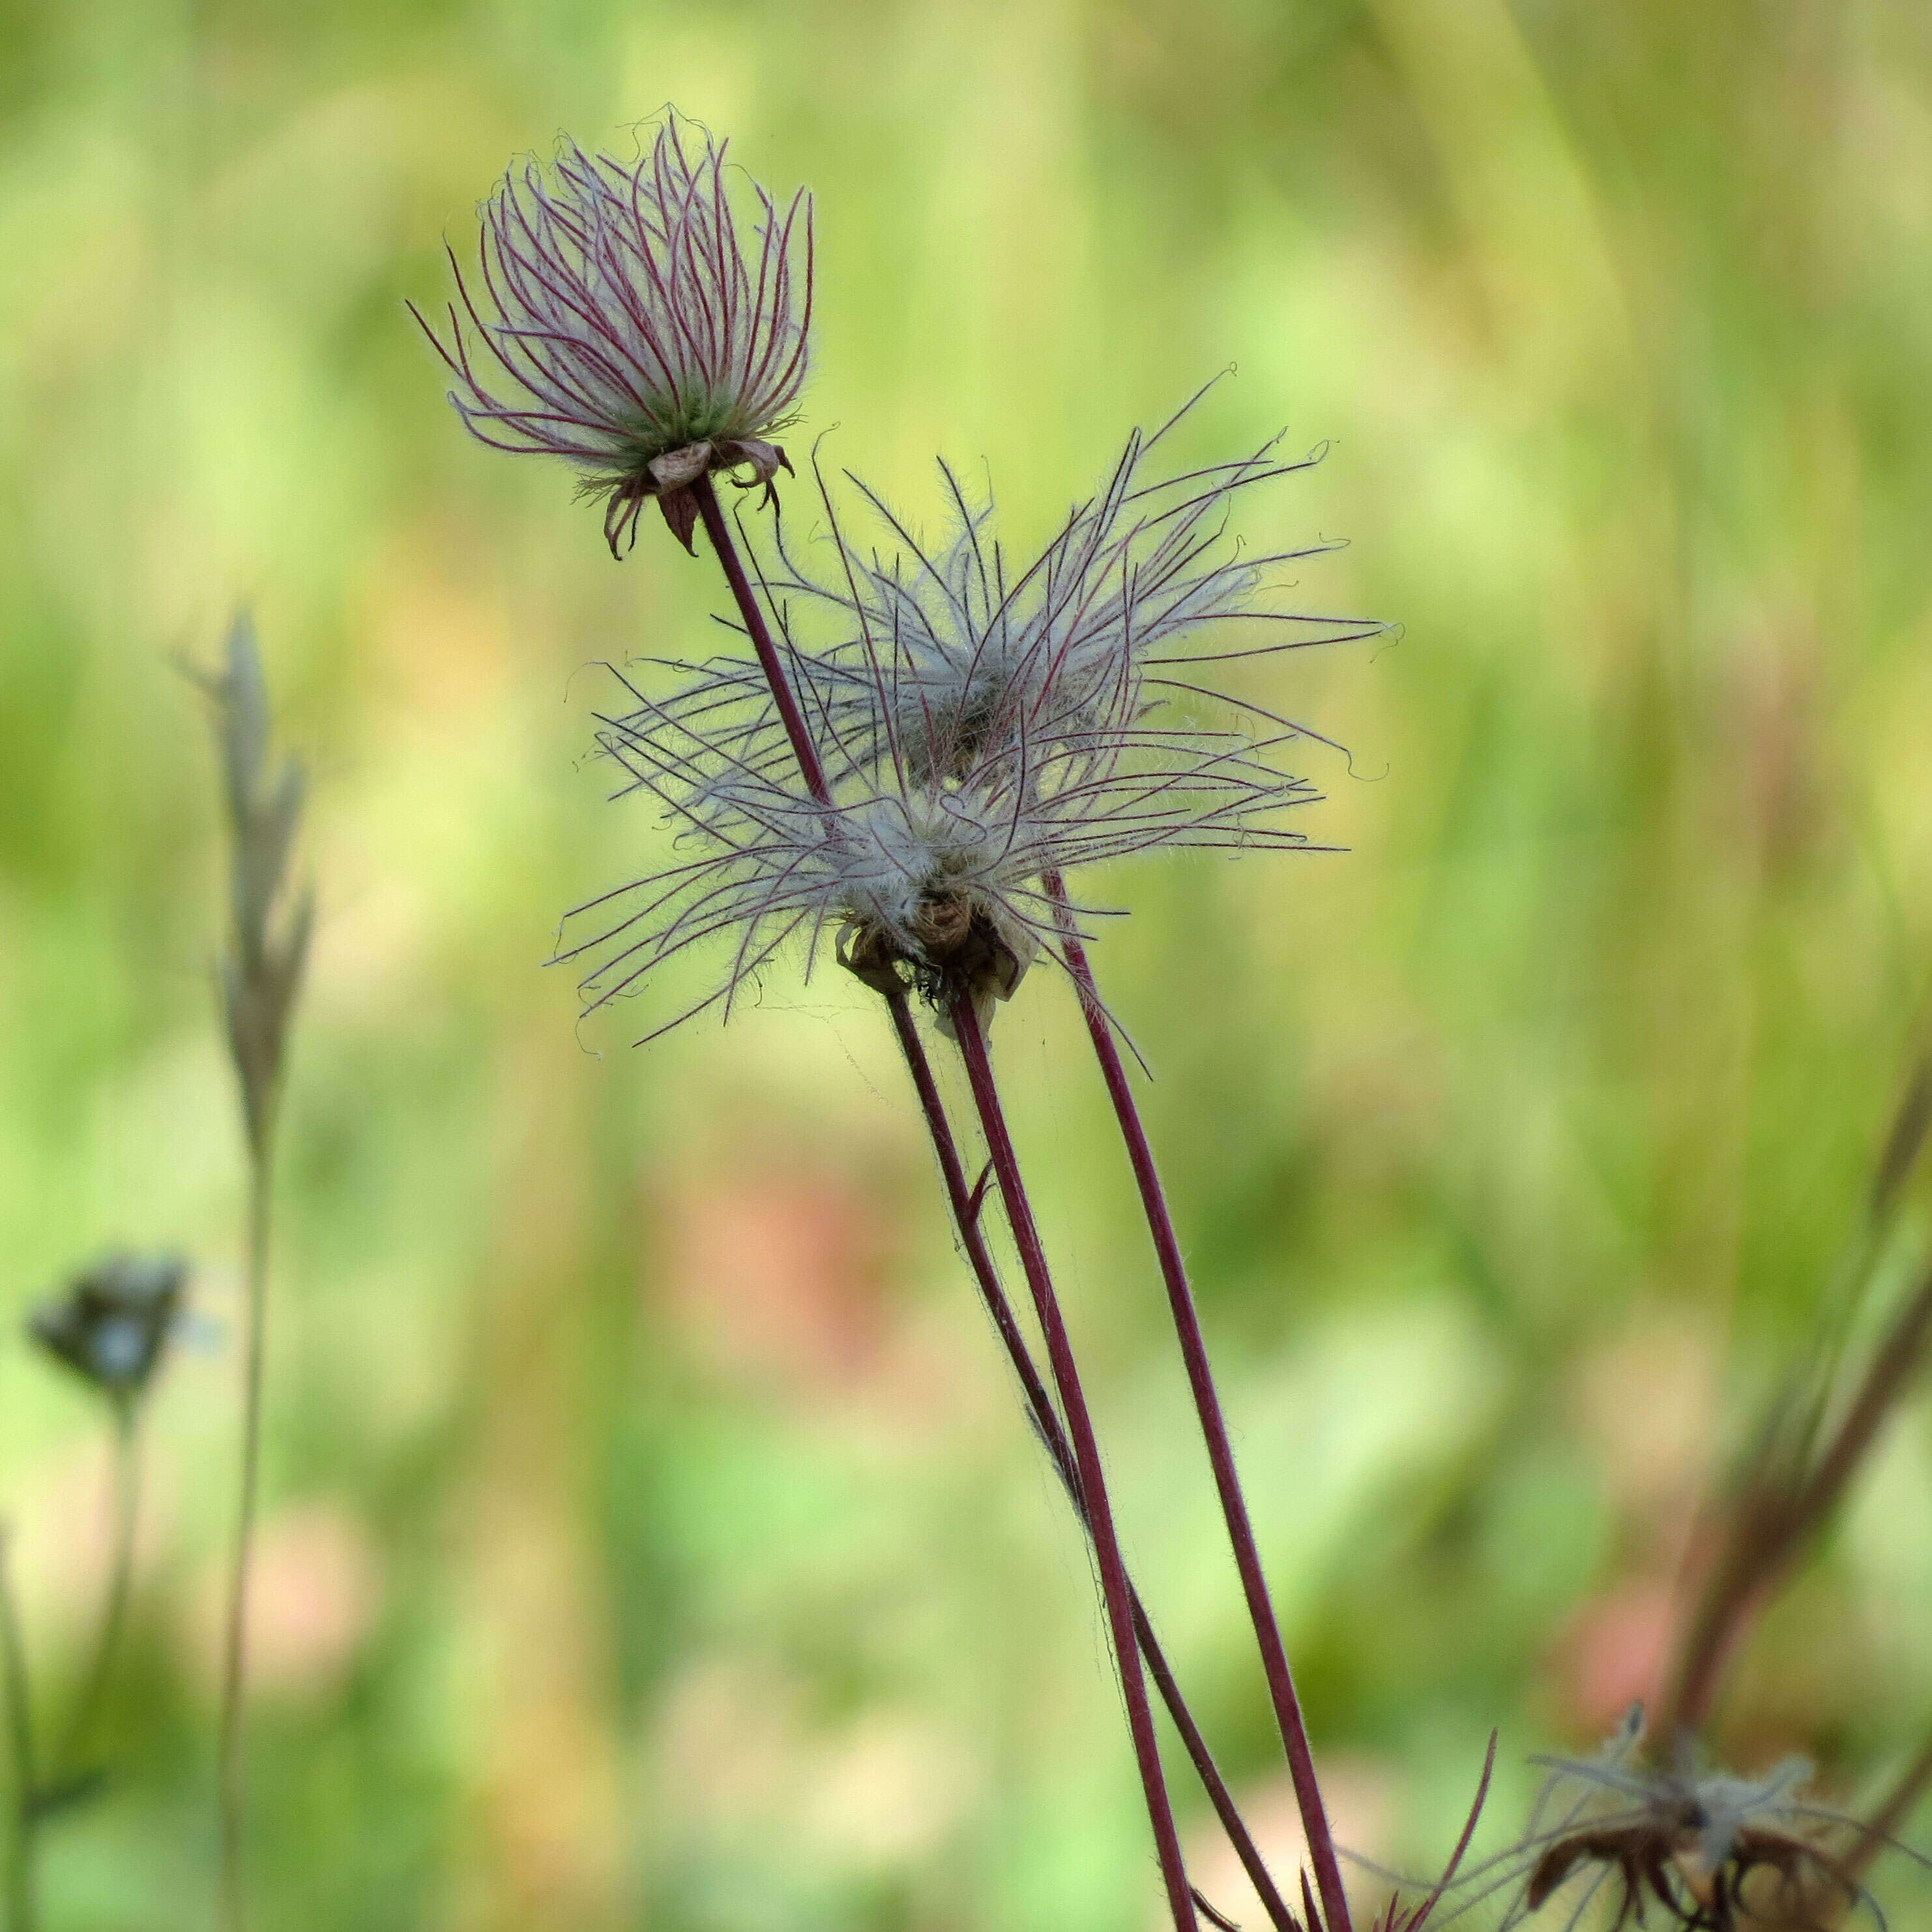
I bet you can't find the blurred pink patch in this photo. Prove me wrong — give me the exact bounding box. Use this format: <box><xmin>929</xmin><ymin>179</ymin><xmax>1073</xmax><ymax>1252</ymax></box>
<box><xmin>10</xmin><ymin>1437</ymin><xmax>175</xmax><ymax>1633</ymax></box>
<box><xmin>194</xmin><ymin>1500</ymin><xmax>382</xmax><ymax>1698</ymax></box>
<box><xmin>1547</xmin><ymin>1575</ymin><xmax>1677</xmax><ymax>1732</ymax></box>
<box><xmin>667</xmin><ymin>1172</ymin><xmax>897</xmax><ymax>1399</ymax></box>
<box><xmin>1178</xmin><ymin>1761</ymin><xmax>1398</xmax><ymax>1932</ymax></box>
<box><xmin>1570</xmin><ymin>1311</ymin><xmax>1719</xmax><ymax>1523</ymax></box>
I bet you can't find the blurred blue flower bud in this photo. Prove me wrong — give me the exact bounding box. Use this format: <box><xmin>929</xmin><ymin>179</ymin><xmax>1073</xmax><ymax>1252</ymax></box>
<box><xmin>29</xmin><ymin>1253</ymin><xmax>186</xmax><ymax>1404</ymax></box>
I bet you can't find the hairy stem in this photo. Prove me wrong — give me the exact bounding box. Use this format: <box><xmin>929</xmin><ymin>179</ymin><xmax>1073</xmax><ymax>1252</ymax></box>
<box><xmin>884</xmin><ymin>990</ymin><xmax>1298</xmax><ymax>1932</ymax></box>
<box><xmin>950</xmin><ymin>993</ymin><xmax>1199</xmax><ymax>1932</ymax></box>
<box><xmin>677</xmin><ymin>497</ymin><xmax>1236</xmax><ymax>1926</ymax></box>
<box><xmin>217</xmin><ymin>1139</ymin><xmax>274</xmax><ymax>1932</ymax></box>
<box><xmin>1043</xmin><ymin>871</ymin><xmax>1351</xmax><ymax>1932</ymax></box>
<box><xmin>0</xmin><ymin>1532</ymin><xmax>37</xmax><ymax>1932</ymax></box>
<box><xmin>691</xmin><ymin>474</ymin><xmax>832</xmax><ymax>807</ymax></box>
<box><xmin>56</xmin><ymin>1409</ymin><xmax>139</xmax><ymax>1778</ymax></box>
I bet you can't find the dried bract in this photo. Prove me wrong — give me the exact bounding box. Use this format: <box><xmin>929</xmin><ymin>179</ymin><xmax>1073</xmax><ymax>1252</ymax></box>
<box><xmin>30</xmin><ymin>1253</ymin><xmax>186</xmax><ymax>1405</ymax></box>
<box><xmin>412</xmin><ymin>116</ymin><xmax>812</xmax><ymax>555</ymax></box>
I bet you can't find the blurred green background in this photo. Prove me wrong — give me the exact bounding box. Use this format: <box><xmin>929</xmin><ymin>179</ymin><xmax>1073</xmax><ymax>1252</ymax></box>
<box><xmin>5</xmin><ymin>0</ymin><xmax>1932</xmax><ymax>1926</ymax></box>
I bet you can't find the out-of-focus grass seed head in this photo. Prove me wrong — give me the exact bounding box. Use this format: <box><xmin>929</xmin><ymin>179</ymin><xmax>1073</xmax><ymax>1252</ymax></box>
<box><xmin>412</xmin><ymin>115</ymin><xmax>813</xmax><ymax>556</ymax></box>
<box><xmin>193</xmin><ymin>613</ymin><xmax>313</xmax><ymax>1157</ymax></box>
<box><xmin>30</xmin><ymin>1254</ymin><xmax>188</xmax><ymax>1407</ymax></box>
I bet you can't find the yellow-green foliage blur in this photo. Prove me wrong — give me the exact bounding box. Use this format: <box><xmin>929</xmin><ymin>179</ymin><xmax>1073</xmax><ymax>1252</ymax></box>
<box><xmin>4</xmin><ymin>1</ymin><xmax>1932</xmax><ymax>1927</ymax></box>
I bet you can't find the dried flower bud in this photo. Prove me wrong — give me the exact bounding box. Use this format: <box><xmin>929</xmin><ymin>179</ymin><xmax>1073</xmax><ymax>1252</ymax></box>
<box><xmin>29</xmin><ymin>1253</ymin><xmax>186</xmax><ymax>1404</ymax></box>
<box><xmin>412</xmin><ymin>115</ymin><xmax>812</xmax><ymax>556</ymax></box>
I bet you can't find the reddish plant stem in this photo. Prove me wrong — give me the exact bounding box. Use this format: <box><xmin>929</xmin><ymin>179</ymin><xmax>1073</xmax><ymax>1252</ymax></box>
<box><xmin>883</xmin><ymin>991</ymin><xmax>1298</xmax><ymax>1932</ymax></box>
<box><xmin>678</xmin><ymin>495</ymin><xmax>1221</xmax><ymax>1928</ymax></box>
<box><xmin>1849</xmin><ymin>1727</ymin><xmax>1932</xmax><ymax>1882</ymax></box>
<box><xmin>1043</xmin><ymin>870</ymin><xmax>1352</xmax><ymax>1932</ymax></box>
<box><xmin>691</xmin><ymin>475</ymin><xmax>831</xmax><ymax>807</ymax></box>
<box><xmin>950</xmin><ymin>992</ymin><xmax>1199</xmax><ymax>1932</ymax></box>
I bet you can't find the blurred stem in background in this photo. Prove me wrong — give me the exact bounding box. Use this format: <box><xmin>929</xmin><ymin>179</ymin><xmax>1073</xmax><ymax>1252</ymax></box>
<box><xmin>193</xmin><ymin>618</ymin><xmax>312</xmax><ymax>1932</ymax></box>
<box><xmin>55</xmin><ymin>1405</ymin><xmax>137</xmax><ymax>1781</ymax></box>
<box><xmin>26</xmin><ymin>1254</ymin><xmax>183</xmax><ymax>1791</ymax></box>
<box><xmin>0</xmin><ymin>1531</ymin><xmax>36</xmax><ymax>1932</ymax></box>
<box><xmin>1851</xmin><ymin>1730</ymin><xmax>1932</xmax><ymax>1885</ymax></box>
<box><xmin>0</xmin><ymin>1255</ymin><xmax>192</xmax><ymax>1931</ymax></box>
<box><xmin>216</xmin><ymin>1152</ymin><xmax>275</xmax><ymax>1932</ymax></box>
<box><xmin>1660</xmin><ymin>1046</ymin><xmax>1932</xmax><ymax>1743</ymax></box>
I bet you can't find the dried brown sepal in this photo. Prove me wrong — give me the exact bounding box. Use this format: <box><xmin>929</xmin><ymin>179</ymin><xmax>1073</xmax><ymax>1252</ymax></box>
<box><xmin>1521</xmin><ymin>1790</ymin><xmax>1865</xmax><ymax>1929</ymax></box>
<box><xmin>609</xmin><ymin>437</ymin><xmax>793</xmax><ymax>557</ymax></box>
<box><xmin>835</xmin><ymin>920</ymin><xmax>910</xmax><ymax>997</ymax></box>
<box><xmin>839</xmin><ymin>894</ymin><xmax>1036</xmax><ymax>1036</ymax></box>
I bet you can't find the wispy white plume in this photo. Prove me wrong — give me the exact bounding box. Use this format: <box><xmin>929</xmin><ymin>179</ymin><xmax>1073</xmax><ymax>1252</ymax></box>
<box><xmin>559</xmin><ymin>398</ymin><xmax>1373</xmax><ymax>1037</ymax></box>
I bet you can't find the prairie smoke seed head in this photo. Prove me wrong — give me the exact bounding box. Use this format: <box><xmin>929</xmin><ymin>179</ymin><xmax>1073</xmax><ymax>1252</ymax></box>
<box><xmin>685</xmin><ymin>396</ymin><xmax>1386</xmax><ymax>802</ymax></box>
<box><xmin>554</xmin><ymin>456</ymin><xmax>1330</xmax><ymax>1042</ymax></box>
<box><xmin>411</xmin><ymin>116</ymin><xmax>812</xmax><ymax>556</ymax></box>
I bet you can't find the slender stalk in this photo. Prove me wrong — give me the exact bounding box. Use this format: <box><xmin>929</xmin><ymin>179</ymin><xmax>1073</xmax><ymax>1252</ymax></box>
<box><xmin>1663</xmin><ymin>1259</ymin><xmax>1932</xmax><ymax>1738</ymax></box>
<box><xmin>56</xmin><ymin>1407</ymin><xmax>139</xmax><ymax>1776</ymax></box>
<box><xmin>1849</xmin><ymin>1727</ymin><xmax>1932</xmax><ymax>1882</ymax></box>
<box><xmin>0</xmin><ymin>1532</ymin><xmax>37</xmax><ymax>1932</ymax></box>
<box><xmin>691</xmin><ymin>474</ymin><xmax>832</xmax><ymax>807</ymax></box>
<box><xmin>1043</xmin><ymin>870</ymin><xmax>1352</xmax><ymax>1932</ymax></box>
<box><xmin>216</xmin><ymin>1139</ymin><xmax>274</xmax><ymax>1932</ymax></box>
<box><xmin>950</xmin><ymin>992</ymin><xmax>1199</xmax><ymax>1932</ymax></box>
<box><xmin>680</xmin><ymin>493</ymin><xmax>1238</xmax><ymax>1927</ymax></box>
<box><xmin>1661</xmin><ymin>1061</ymin><xmax>1932</xmax><ymax>1743</ymax></box>
<box><xmin>883</xmin><ymin>990</ymin><xmax>1298</xmax><ymax>1932</ymax></box>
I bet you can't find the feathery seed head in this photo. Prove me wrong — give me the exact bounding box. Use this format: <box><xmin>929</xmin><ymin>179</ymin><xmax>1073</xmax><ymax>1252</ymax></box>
<box><xmin>557</xmin><ymin>437</ymin><xmax>1339</xmax><ymax>1040</ymax></box>
<box><xmin>747</xmin><ymin>388</ymin><xmax>1384</xmax><ymax>781</ymax></box>
<box><xmin>1449</xmin><ymin>1710</ymin><xmax>1879</xmax><ymax>1931</ymax></box>
<box><xmin>412</xmin><ymin>115</ymin><xmax>812</xmax><ymax>556</ymax></box>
